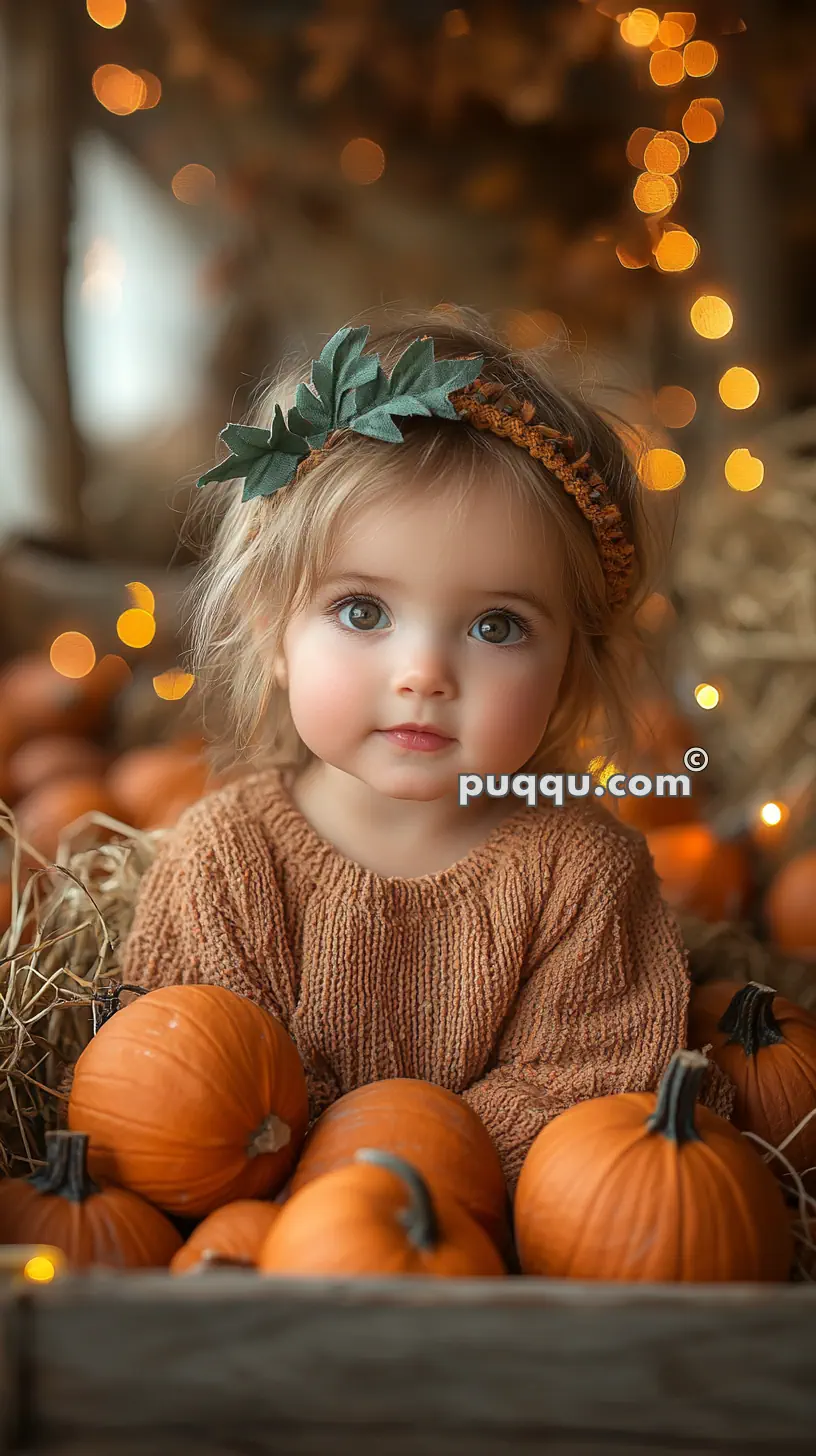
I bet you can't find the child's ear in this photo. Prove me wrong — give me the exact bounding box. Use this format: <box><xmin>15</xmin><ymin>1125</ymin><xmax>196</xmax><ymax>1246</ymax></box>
<box><xmin>272</xmin><ymin>652</ymin><xmax>288</xmax><ymax>690</ymax></box>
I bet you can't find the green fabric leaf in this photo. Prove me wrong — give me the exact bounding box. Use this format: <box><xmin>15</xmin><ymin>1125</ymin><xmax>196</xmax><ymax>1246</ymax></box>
<box><xmin>196</xmin><ymin>407</ymin><xmax>308</xmax><ymax>496</ymax></box>
<box><xmin>241</xmin><ymin>451</ymin><xmax>301</xmax><ymax>501</ymax></box>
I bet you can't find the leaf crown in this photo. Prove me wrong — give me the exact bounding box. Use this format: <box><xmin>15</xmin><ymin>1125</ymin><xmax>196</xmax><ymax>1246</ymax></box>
<box><xmin>195</xmin><ymin>325</ymin><xmax>484</xmax><ymax>503</ymax></box>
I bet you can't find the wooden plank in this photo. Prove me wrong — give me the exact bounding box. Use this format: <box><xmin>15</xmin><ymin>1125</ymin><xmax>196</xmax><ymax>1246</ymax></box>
<box><xmin>12</xmin><ymin>1275</ymin><xmax>816</xmax><ymax>1453</ymax></box>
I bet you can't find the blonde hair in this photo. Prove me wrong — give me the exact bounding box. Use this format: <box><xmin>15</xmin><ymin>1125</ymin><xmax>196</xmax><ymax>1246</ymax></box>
<box><xmin>182</xmin><ymin>303</ymin><xmax>672</xmax><ymax>781</ymax></box>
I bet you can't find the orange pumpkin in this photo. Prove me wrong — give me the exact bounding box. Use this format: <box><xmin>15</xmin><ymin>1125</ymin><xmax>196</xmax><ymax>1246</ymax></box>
<box><xmin>764</xmin><ymin>850</ymin><xmax>816</xmax><ymax>960</ymax></box>
<box><xmin>170</xmin><ymin>1199</ymin><xmax>280</xmax><ymax>1274</ymax></box>
<box><xmin>514</xmin><ymin>1050</ymin><xmax>793</xmax><ymax>1282</ymax></box>
<box><xmin>688</xmin><ymin>980</ymin><xmax>816</xmax><ymax>1181</ymax></box>
<box><xmin>291</xmin><ymin>1078</ymin><xmax>510</xmax><ymax>1257</ymax></box>
<box><xmin>645</xmin><ymin>821</ymin><xmax>750</xmax><ymax>922</ymax></box>
<box><xmin>7</xmin><ymin>735</ymin><xmax>109</xmax><ymax>802</ymax></box>
<box><xmin>0</xmin><ymin>1131</ymin><xmax>182</xmax><ymax>1270</ymax></box>
<box><xmin>14</xmin><ymin>775</ymin><xmax>126</xmax><ymax>862</ymax></box>
<box><xmin>68</xmin><ymin>984</ymin><xmax>309</xmax><ymax>1217</ymax></box>
<box><xmin>0</xmin><ymin>653</ymin><xmax>128</xmax><ymax>749</ymax></box>
<box><xmin>107</xmin><ymin>744</ymin><xmax>214</xmax><ymax>829</ymax></box>
<box><xmin>259</xmin><ymin>1149</ymin><xmax>506</xmax><ymax>1278</ymax></box>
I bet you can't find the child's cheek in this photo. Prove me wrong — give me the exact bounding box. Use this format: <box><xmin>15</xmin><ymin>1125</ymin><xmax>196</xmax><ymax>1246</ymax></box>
<box><xmin>285</xmin><ymin>629</ymin><xmax>374</xmax><ymax>753</ymax></box>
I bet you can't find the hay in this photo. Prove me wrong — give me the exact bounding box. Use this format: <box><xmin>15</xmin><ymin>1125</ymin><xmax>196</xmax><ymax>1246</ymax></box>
<box><xmin>0</xmin><ymin>800</ymin><xmax>165</xmax><ymax>1175</ymax></box>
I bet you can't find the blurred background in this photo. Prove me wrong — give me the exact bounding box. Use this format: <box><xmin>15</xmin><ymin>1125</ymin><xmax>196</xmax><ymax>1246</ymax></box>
<box><xmin>0</xmin><ymin>0</ymin><xmax>813</xmax><ymax>956</ymax></box>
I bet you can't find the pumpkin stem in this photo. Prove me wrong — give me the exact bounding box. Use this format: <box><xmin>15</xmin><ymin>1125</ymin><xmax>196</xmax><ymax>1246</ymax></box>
<box><xmin>248</xmin><ymin>1114</ymin><xmax>291</xmax><ymax>1158</ymax></box>
<box><xmin>92</xmin><ymin>982</ymin><xmax>148</xmax><ymax>1034</ymax></box>
<box><xmin>28</xmin><ymin>1131</ymin><xmax>101</xmax><ymax>1202</ymax></box>
<box><xmin>646</xmin><ymin>1050</ymin><xmax>708</xmax><ymax>1144</ymax></box>
<box><xmin>717</xmin><ymin>981</ymin><xmax>784</xmax><ymax>1057</ymax></box>
<box><xmin>354</xmin><ymin>1148</ymin><xmax>439</xmax><ymax>1252</ymax></box>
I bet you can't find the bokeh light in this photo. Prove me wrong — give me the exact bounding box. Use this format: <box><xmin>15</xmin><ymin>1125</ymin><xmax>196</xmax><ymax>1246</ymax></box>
<box><xmin>683</xmin><ymin>39</ymin><xmax>718</xmax><ymax>76</ymax></box>
<box><xmin>340</xmin><ymin>138</ymin><xmax>386</xmax><ymax>185</ymax></box>
<box><xmin>641</xmin><ymin>448</ymin><xmax>686</xmax><ymax>490</ymax></box>
<box><xmin>626</xmin><ymin>127</ymin><xmax>655</xmax><ymax>168</ymax></box>
<box><xmin>126</xmin><ymin>581</ymin><xmax>156</xmax><ymax>613</ymax></box>
<box><xmin>153</xmin><ymin>670</ymin><xmax>196</xmax><ymax>701</ymax></box>
<box><xmin>86</xmin><ymin>0</ymin><xmax>126</xmax><ymax>27</ymax></box>
<box><xmin>682</xmin><ymin>104</ymin><xmax>717</xmax><ymax>144</ymax></box>
<box><xmin>718</xmin><ymin>367</ymin><xmax>760</xmax><ymax>410</ymax></box>
<box><xmin>643</xmin><ymin>136</ymin><xmax>682</xmax><ymax>174</ymax></box>
<box><xmin>23</xmin><ymin>1255</ymin><xmax>59</xmax><ymax>1284</ymax></box>
<box><xmin>633</xmin><ymin>172</ymin><xmax>678</xmax><ymax>213</ymax></box>
<box><xmin>620</xmin><ymin>9</ymin><xmax>660</xmax><ymax>46</ymax></box>
<box><xmin>695</xmin><ymin>683</ymin><xmax>720</xmax><ymax>709</ymax></box>
<box><xmin>92</xmin><ymin>65</ymin><xmax>147</xmax><ymax>115</ymax></box>
<box><xmin>50</xmin><ymin>633</ymin><xmax>97</xmax><ymax>679</ymax></box>
<box><xmin>760</xmin><ymin>802</ymin><xmax>784</xmax><ymax>827</ymax></box>
<box><xmin>116</xmin><ymin>608</ymin><xmax>157</xmax><ymax>648</ymax></box>
<box><xmin>654</xmin><ymin>385</ymin><xmax>697</xmax><ymax>428</ymax></box>
<box><xmin>654</xmin><ymin>226</ymin><xmax>699</xmax><ymax>271</ymax></box>
<box><xmin>657</xmin><ymin>18</ymin><xmax>686</xmax><ymax>47</ymax></box>
<box><xmin>690</xmin><ymin>294</ymin><xmax>733</xmax><ymax>338</ymax></box>
<box><xmin>664</xmin><ymin>11</ymin><xmax>696</xmax><ymax>40</ymax></box>
<box><xmin>616</xmin><ymin>240</ymin><xmax>650</xmax><ymax>269</ymax></box>
<box><xmin>649</xmin><ymin>49</ymin><xmax>685</xmax><ymax>85</ymax></box>
<box><xmin>725</xmin><ymin>448</ymin><xmax>764</xmax><ymax>491</ymax></box>
<box><xmin>134</xmin><ymin>70</ymin><xmax>162</xmax><ymax>108</ymax></box>
<box><xmin>653</xmin><ymin>129</ymin><xmax>689</xmax><ymax>165</ymax></box>
<box><xmin>636</xmin><ymin>592</ymin><xmax>676</xmax><ymax>632</ymax></box>
<box><xmin>171</xmin><ymin>164</ymin><xmax>216</xmax><ymax>204</ymax></box>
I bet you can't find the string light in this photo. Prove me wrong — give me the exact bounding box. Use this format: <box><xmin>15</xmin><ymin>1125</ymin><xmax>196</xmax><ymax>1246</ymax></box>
<box><xmin>153</xmin><ymin>670</ymin><xmax>196</xmax><ymax>701</ymax></box>
<box><xmin>633</xmin><ymin>172</ymin><xmax>678</xmax><ymax>213</ymax></box>
<box><xmin>718</xmin><ymin>367</ymin><xmax>760</xmax><ymax>409</ymax></box>
<box><xmin>643</xmin><ymin>136</ymin><xmax>682</xmax><ymax>174</ymax></box>
<box><xmin>653</xmin><ymin>129</ymin><xmax>689</xmax><ymax>165</ymax></box>
<box><xmin>117</xmin><ymin>608</ymin><xmax>156</xmax><ymax>648</ymax></box>
<box><xmin>695</xmin><ymin>683</ymin><xmax>720</xmax><ymax>709</ymax></box>
<box><xmin>683</xmin><ymin>39</ymin><xmax>718</xmax><ymax>76</ymax></box>
<box><xmin>649</xmin><ymin>49</ymin><xmax>684</xmax><ymax>85</ymax></box>
<box><xmin>641</xmin><ymin>448</ymin><xmax>686</xmax><ymax>490</ymax></box>
<box><xmin>620</xmin><ymin>10</ymin><xmax>660</xmax><ymax>46</ymax></box>
<box><xmin>759</xmin><ymin>802</ymin><xmax>784</xmax><ymax>827</ymax></box>
<box><xmin>49</xmin><ymin>633</ymin><xmax>96</xmax><ymax>679</ymax></box>
<box><xmin>725</xmin><ymin>448</ymin><xmax>764</xmax><ymax>491</ymax></box>
<box><xmin>690</xmin><ymin>294</ymin><xmax>733</xmax><ymax>338</ymax></box>
<box><xmin>654</xmin><ymin>226</ymin><xmax>699</xmax><ymax>271</ymax></box>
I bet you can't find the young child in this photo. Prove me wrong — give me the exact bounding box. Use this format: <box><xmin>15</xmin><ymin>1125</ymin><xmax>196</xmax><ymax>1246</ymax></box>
<box><xmin>119</xmin><ymin>304</ymin><xmax>733</xmax><ymax>1193</ymax></box>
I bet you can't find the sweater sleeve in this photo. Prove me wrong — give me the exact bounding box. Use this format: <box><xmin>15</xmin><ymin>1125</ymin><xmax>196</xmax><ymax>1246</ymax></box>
<box><xmin>460</xmin><ymin>818</ymin><xmax>735</xmax><ymax>1193</ymax></box>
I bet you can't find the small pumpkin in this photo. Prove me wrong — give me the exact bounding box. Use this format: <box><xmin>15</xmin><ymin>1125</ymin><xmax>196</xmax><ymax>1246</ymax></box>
<box><xmin>688</xmin><ymin>980</ymin><xmax>816</xmax><ymax>1181</ymax></box>
<box><xmin>14</xmin><ymin>774</ymin><xmax>126</xmax><ymax>863</ymax></box>
<box><xmin>645</xmin><ymin>822</ymin><xmax>750</xmax><ymax>923</ymax></box>
<box><xmin>514</xmin><ymin>1050</ymin><xmax>793</xmax><ymax>1282</ymax></box>
<box><xmin>291</xmin><ymin>1077</ymin><xmax>510</xmax><ymax>1257</ymax></box>
<box><xmin>170</xmin><ymin>1200</ymin><xmax>280</xmax><ymax>1274</ymax></box>
<box><xmin>0</xmin><ymin>653</ymin><xmax>128</xmax><ymax>749</ymax></box>
<box><xmin>0</xmin><ymin>1131</ymin><xmax>182</xmax><ymax>1270</ymax></box>
<box><xmin>764</xmin><ymin>850</ymin><xmax>816</xmax><ymax>961</ymax></box>
<box><xmin>7</xmin><ymin>735</ymin><xmax>110</xmax><ymax>802</ymax></box>
<box><xmin>68</xmin><ymin>983</ymin><xmax>309</xmax><ymax>1217</ymax></box>
<box><xmin>259</xmin><ymin>1148</ymin><xmax>506</xmax><ymax>1278</ymax></box>
<box><xmin>107</xmin><ymin>745</ymin><xmax>214</xmax><ymax>830</ymax></box>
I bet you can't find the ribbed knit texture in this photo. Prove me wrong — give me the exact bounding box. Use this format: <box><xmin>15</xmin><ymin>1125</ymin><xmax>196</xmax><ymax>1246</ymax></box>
<box><xmin>119</xmin><ymin>767</ymin><xmax>735</xmax><ymax>1193</ymax></box>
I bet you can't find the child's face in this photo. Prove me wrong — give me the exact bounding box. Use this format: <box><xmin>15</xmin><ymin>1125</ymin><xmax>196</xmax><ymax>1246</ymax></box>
<box><xmin>274</xmin><ymin>478</ymin><xmax>572</xmax><ymax>802</ymax></box>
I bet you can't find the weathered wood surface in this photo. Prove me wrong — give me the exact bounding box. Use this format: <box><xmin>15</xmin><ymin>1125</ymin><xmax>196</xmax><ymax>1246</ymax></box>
<box><xmin>2</xmin><ymin>1274</ymin><xmax>816</xmax><ymax>1454</ymax></box>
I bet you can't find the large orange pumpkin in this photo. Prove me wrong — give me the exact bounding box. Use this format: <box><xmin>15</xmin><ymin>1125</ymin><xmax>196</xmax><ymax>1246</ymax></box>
<box><xmin>107</xmin><ymin>744</ymin><xmax>214</xmax><ymax>829</ymax></box>
<box><xmin>0</xmin><ymin>1131</ymin><xmax>182</xmax><ymax>1270</ymax></box>
<box><xmin>7</xmin><ymin>735</ymin><xmax>110</xmax><ymax>802</ymax></box>
<box><xmin>68</xmin><ymin>984</ymin><xmax>309</xmax><ymax>1217</ymax></box>
<box><xmin>14</xmin><ymin>775</ymin><xmax>126</xmax><ymax>862</ymax></box>
<box><xmin>259</xmin><ymin>1149</ymin><xmax>506</xmax><ymax>1278</ymax></box>
<box><xmin>170</xmin><ymin>1199</ymin><xmax>281</xmax><ymax>1274</ymax></box>
<box><xmin>688</xmin><ymin>980</ymin><xmax>816</xmax><ymax>1181</ymax></box>
<box><xmin>291</xmin><ymin>1078</ymin><xmax>510</xmax><ymax>1256</ymax></box>
<box><xmin>514</xmin><ymin>1050</ymin><xmax>793</xmax><ymax>1282</ymax></box>
<box><xmin>645</xmin><ymin>822</ymin><xmax>751</xmax><ymax>922</ymax></box>
<box><xmin>764</xmin><ymin>850</ymin><xmax>816</xmax><ymax>960</ymax></box>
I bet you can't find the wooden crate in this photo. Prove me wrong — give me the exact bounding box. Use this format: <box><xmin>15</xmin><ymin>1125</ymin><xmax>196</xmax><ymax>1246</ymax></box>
<box><xmin>2</xmin><ymin>1273</ymin><xmax>816</xmax><ymax>1455</ymax></box>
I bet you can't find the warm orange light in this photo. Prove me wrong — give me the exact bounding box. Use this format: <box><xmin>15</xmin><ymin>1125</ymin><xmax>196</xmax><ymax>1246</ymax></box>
<box><xmin>725</xmin><ymin>448</ymin><xmax>764</xmax><ymax>491</ymax></box>
<box><xmin>443</xmin><ymin>8</ymin><xmax>470</xmax><ymax>37</ymax></box>
<box><xmin>23</xmin><ymin>1255</ymin><xmax>59</xmax><ymax>1284</ymax></box>
<box><xmin>641</xmin><ymin>448</ymin><xmax>686</xmax><ymax>490</ymax></box>
<box><xmin>683</xmin><ymin>39</ymin><xmax>718</xmax><ymax>76</ymax></box>
<box><xmin>116</xmin><ymin>608</ymin><xmax>156</xmax><ymax>648</ymax></box>
<box><xmin>633</xmin><ymin>172</ymin><xmax>678</xmax><ymax>213</ymax></box>
<box><xmin>682</xmin><ymin>104</ymin><xmax>717</xmax><ymax>143</ymax></box>
<box><xmin>620</xmin><ymin>9</ymin><xmax>660</xmax><ymax>46</ymax></box>
<box><xmin>690</xmin><ymin>294</ymin><xmax>733</xmax><ymax>338</ymax></box>
<box><xmin>635</xmin><ymin>592</ymin><xmax>676</xmax><ymax>632</ymax></box>
<box><xmin>92</xmin><ymin>64</ymin><xmax>147</xmax><ymax>115</ymax></box>
<box><xmin>759</xmin><ymin>802</ymin><xmax>784</xmax><ymax>827</ymax></box>
<box><xmin>171</xmin><ymin>164</ymin><xmax>216</xmax><ymax>204</ymax></box>
<box><xmin>654</xmin><ymin>385</ymin><xmax>697</xmax><ymax>428</ymax></box>
<box><xmin>616</xmin><ymin>241</ymin><xmax>650</xmax><ymax>269</ymax></box>
<box><xmin>653</xmin><ymin>129</ymin><xmax>689</xmax><ymax>165</ymax></box>
<box><xmin>695</xmin><ymin>683</ymin><xmax>720</xmax><ymax>709</ymax></box>
<box><xmin>625</xmin><ymin>127</ymin><xmax>655</xmax><ymax>168</ymax></box>
<box><xmin>50</xmin><ymin>633</ymin><xmax>96</xmax><ymax>680</ymax></box>
<box><xmin>664</xmin><ymin>11</ymin><xmax>696</xmax><ymax>40</ymax></box>
<box><xmin>340</xmin><ymin>138</ymin><xmax>386</xmax><ymax>185</ymax></box>
<box><xmin>654</xmin><ymin>226</ymin><xmax>699</xmax><ymax>271</ymax></box>
<box><xmin>719</xmin><ymin>367</ymin><xmax>760</xmax><ymax>410</ymax></box>
<box><xmin>649</xmin><ymin>48</ymin><xmax>684</xmax><ymax>85</ymax></box>
<box><xmin>86</xmin><ymin>0</ymin><xmax>126</xmax><ymax>27</ymax></box>
<box><xmin>135</xmin><ymin>70</ymin><xmax>162</xmax><ymax>108</ymax></box>
<box><xmin>153</xmin><ymin>670</ymin><xmax>196</xmax><ymax>701</ymax></box>
<box><xmin>643</xmin><ymin>136</ymin><xmax>681</xmax><ymax>174</ymax></box>
<box><xmin>126</xmin><ymin>581</ymin><xmax>156</xmax><ymax>613</ymax></box>
<box><xmin>657</xmin><ymin>18</ymin><xmax>685</xmax><ymax>46</ymax></box>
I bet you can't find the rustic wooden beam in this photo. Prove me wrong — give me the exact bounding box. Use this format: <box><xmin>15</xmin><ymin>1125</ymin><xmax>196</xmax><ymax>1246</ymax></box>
<box><xmin>1</xmin><ymin>1274</ymin><xmax>815</xmax><ymax>1453</ymax></box>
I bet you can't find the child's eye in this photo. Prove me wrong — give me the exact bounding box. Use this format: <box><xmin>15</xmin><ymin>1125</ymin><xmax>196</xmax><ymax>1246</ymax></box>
<box><xmin>327</xmin><ymin>595</ymin><xmax>533</xmax><ymax>644</ymax></box>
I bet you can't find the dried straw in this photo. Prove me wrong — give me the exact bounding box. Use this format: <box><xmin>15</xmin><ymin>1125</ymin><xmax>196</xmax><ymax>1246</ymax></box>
<box><xmin>0</xmin><ymin>800</ymin><xmax>165</xmax><ymax>1176</ymax></box>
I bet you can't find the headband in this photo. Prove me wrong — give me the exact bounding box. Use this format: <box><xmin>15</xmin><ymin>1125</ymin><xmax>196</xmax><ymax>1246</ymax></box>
<box><xmin>196</xmin><ymin>324</ymin><xmax>635</xmax><ymax>611</ymax></box>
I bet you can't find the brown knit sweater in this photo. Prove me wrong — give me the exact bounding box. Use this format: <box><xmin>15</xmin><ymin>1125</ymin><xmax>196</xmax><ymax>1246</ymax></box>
<box><xmin>119</xmin><ymin>767</ymin><xmax>734</xmax><ymax>1192</ymax></box>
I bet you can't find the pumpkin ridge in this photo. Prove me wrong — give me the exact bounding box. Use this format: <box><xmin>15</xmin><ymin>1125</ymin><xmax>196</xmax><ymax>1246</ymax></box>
<box><xmin>179</xmin><ymin>987</ymin><xmax>273</xmax><ymax>1129</ymax></box>
<box><xmin>78</xmin><ymin>1040</ymin><xmax>257</xmax><ymax>1146</ymax></box>
<box><xmin>129</xmin><ymin>993</ymin><xmax>266</xmax><ymax>1135</ymax></box>
<box><xmin>691</xmin><ymin>1137</ymin><xmax>762</xmax><ymax>1278</ymax></box>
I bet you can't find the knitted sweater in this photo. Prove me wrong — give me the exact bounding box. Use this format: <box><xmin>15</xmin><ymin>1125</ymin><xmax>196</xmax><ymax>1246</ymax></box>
<box><xmin>119</xmin><ymin>767</ymin><xmax>734</xmax><ymax>1192</ymax></box>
